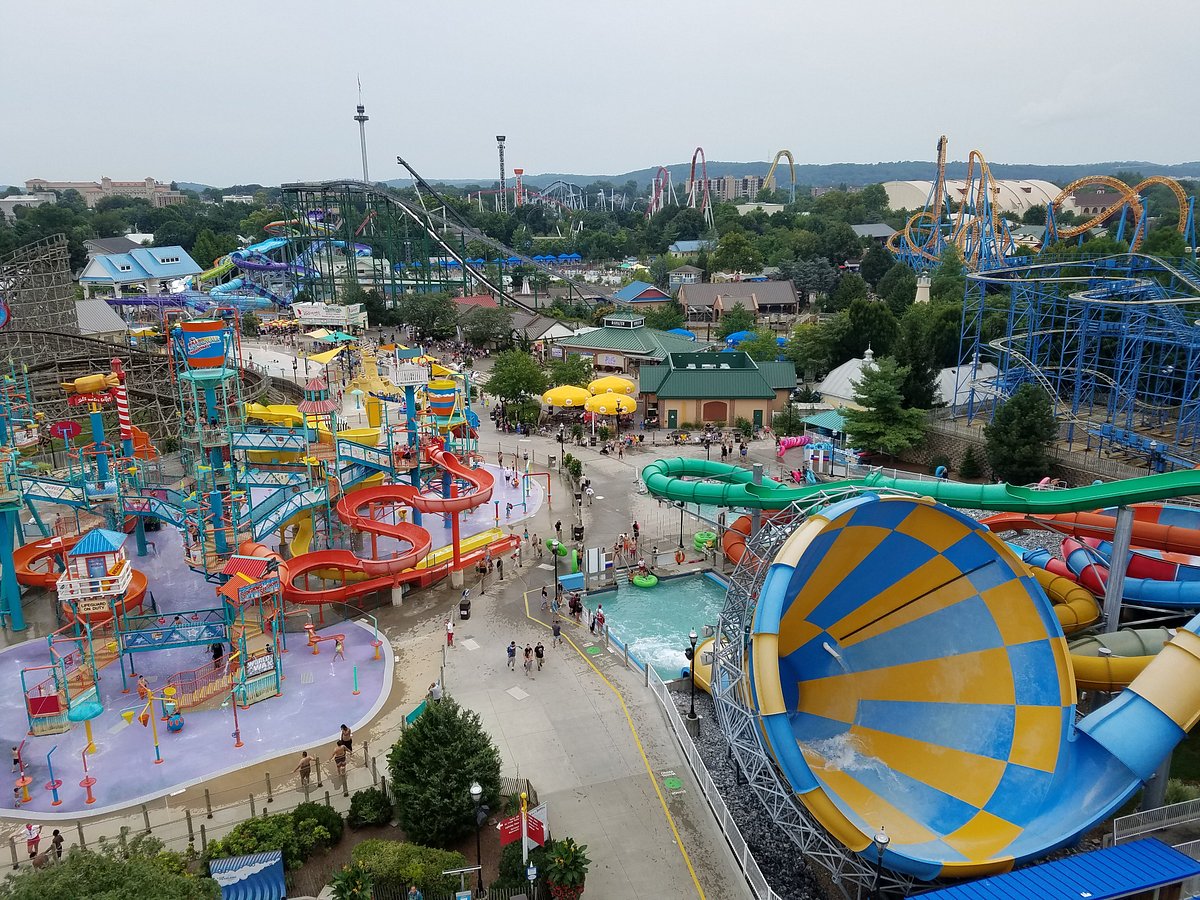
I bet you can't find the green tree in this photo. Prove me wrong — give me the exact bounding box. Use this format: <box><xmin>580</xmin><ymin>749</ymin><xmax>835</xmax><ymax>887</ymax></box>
<box><xmin>396</xmin><ymin>292</ymin><xmax>458</xmax><ymax>342</ymax></box>
<box><xmin>771</xmin><ymin>405</ymin><xmax>806</xmax><ymax>437</ymax></box>
<box><xmin>462</xmin><ymin>306</ymin><xmax>515</xmax><ymax>349</ymax></box>
<box><xmin>649</xmin><ymin>255</ymin><xmax>670</xmax><ymax>288</ymax></box>
<box><xmin>712</xmin><ymin>231</ymin><xmax>762</xmax><ymax>273</ymax></box>
<box><xmin>826</xmin><ymin>272</ymin><xmax>868</xmax><ymax>312</ymax></box>
<box><xmin>716</xmin><ymin>302</ymin><xmax>755</xmax><ymax>339</ymax></box>
<box><xmin>239</xmin><ymin>311</ymin><xmax>261</xmax><ymax>337</ymax></box>
<box><xmin>547</xmin><ymin>353</ymin><xmax>593</xmax><ymax>387</ymax></box>
<box><xmin>984</xmin><ymin>384</ymin><xmax>1058</xmax><ymax>484</ymax></box>
<box><xmin>930</xmin><ymin>245</ymin><xmax>966</xmax><ymax>302</ymax></box>
<box><xmin>837</xmin><ymin>299</ymin><xmax>898</xmax><ymax>360</ymax></box>
<box><xmin>387</xmin><ymin>698</ymin><xmax>502</xmax><ymax>847</ymax></box>
<box><xmin>737</xmin><ymin>331</ymin><xmax>782</xmax><ymax>361</ymax></box>
<box><xmin>1142</xmin><ymin>227</ymin><xmax>1187</xmax><ymax>257</ymax></box>
<box><xmin>959</xmin><ymin>445</ymin><xmax>984</xmax><ymax>479</ymax></box>
<box><xmin>859</xmin><ymin>243</ymin><xmax>894</xmax><ymax>287</ymax></box>
<box><xmin>893</xmin><ymin>303</ymin><xmax>939</xmax><ymax>408</ymax></box>
<box><xmin>191</xmin><ymin>228</ymin><xmax>237</xmax><ymax>269</ymax></box>
<box><xmin>642</xmin><ymin>301</ymin><xmax>685</xmax><ymax>332</ymax></box>
<box><xmin>785</xmin><ymin>321</ymin><xmax>836</xmax><ymax>378</ymax></box>
<box><xmin>482</xmin><ymin>349</ymin><xmax>548</xmax><ymax>402</ymax></box>
<box><xmin>3</xmin><ymin>830</ymin><xmax>219</xmax><ymax>900</ymax></box>
<box><xmin>841</xmin><ymin>356</ymin><xmax>927</xmax><ymax>456</ymax></box>
<box><xmin>877</xmin><ymin>263</ymin><xmax>918</xmax><ymax>316</ymax></box>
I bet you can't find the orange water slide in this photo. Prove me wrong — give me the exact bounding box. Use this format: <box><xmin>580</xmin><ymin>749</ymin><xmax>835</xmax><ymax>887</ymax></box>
<box><xmin>13</xmin><ymin>534</ymin><xmax>148</xmax><ymax>624</ymax></box>
<box><xmin>722</xmin><ymin>515</ymin><xmax>753</xmax><ymax>565</ymax></box>
<box><xmin>981</xmin><ymin>511</ymin><xmax>1200</xmax><ymax>556</ymax></box>
<box><xmin>333</xmin><ymin>486</ymin><xmax>433</xmax><ymax>575</ymax></box>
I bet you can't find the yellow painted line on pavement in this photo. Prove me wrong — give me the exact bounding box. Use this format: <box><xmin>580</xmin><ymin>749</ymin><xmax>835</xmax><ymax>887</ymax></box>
<box><xmin>523</xmin><ymin>590</ymin><xmax>707</xmax><ymax>899</ymax></box>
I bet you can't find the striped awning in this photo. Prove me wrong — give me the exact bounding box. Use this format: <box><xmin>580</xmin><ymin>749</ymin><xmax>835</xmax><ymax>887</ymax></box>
<box><xmin>208</xmin><ymin>851</ymin><xmax>285</xmax><ymax>900</ymax></box>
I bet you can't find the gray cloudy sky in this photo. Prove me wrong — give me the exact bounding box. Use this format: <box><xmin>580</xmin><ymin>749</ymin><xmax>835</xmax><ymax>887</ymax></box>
<box><xmin>4</xmin><ymin>0</ymin><xmax>1197</xmax><ymax>186</ymax></box>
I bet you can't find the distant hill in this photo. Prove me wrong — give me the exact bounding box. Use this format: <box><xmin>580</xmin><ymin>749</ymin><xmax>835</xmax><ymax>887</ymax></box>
<box><xmin>386</xmin><ymin>158</ymin><xmax>1200</xmax><ymax>192</ymax></box>
<box><xmin>176</xmin><ymin>181</ymin><xmax>214</xmax><ymax>193</ymax></box>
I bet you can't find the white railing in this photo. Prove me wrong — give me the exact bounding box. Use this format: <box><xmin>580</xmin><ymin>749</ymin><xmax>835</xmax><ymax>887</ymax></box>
<box><xmin>1112</xmin><ymin>797</ymin><xmax>1200</xmax><ymax>844</ymax></box>
<box><xmin>1173</xmin><ymin>839</ymin><xmax>1200</xmax><ymax>898</ymax></box>
<box><xmin>56</xmin><ymin>563</ymin><xmax>133</xmax><ymax>602</ymax></box>
<box><xmin>646</xmin><ymin>664</ymin><xmax>784</xmax><ymax>900</ymax></box>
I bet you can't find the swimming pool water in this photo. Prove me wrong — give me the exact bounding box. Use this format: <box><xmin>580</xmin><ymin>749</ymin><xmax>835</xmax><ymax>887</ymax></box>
<box><xmin>596</xmin><ymin>573</ymin><xmax>728</xmax><ymax>679</ymax></box>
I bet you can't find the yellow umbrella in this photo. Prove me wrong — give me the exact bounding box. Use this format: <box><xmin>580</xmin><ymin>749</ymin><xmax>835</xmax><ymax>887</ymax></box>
<box><xmin>542</xmin><ymin>385</ymin><xmax>592</xmax><ymax>408</ymax></box>
<box><xmin>584</xmin><ymin>394</ymin><xmax>636</xmax><ymax>415</ymax></box>
<box><xmin>588</xmin><ymin>375</ymin><xmax>636</xmax><ymax>395</ymax></box>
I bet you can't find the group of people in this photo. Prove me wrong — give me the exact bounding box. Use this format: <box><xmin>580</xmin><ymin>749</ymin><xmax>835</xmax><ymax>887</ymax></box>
<box><xmin>18</xmin><ymin>822</ymin><xmax>63</xmax><ymax>869</ymax></box>
<box><xmin>507</xmin><ymin>640</ymin><xmax>546</xmax><ymax>676</ymax></box>
<box><xmin>290</xmin><ymin>723</ymin><xmax>354</xmax><ymax>789</ymax></box>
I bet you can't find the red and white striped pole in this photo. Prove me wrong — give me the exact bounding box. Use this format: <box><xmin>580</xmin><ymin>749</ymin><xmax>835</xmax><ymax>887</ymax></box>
<box><xmin>110</xmin><ymin>358</ymin><xmax>133</xmax><ymax>456</ymax></box>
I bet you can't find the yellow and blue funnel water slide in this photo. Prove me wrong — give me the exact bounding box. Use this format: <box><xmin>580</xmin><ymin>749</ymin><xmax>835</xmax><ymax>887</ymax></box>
<box><xmin>642</xmin><ymin>460</ymin><xmax>1200</xmax><ymax>881</ymax></box>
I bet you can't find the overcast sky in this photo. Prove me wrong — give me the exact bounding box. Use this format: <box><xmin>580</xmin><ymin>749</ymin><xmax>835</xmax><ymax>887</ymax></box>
<box><xmin>4</xmin><ymin>0</ymin><xmax>1197</xmax><ymax>187</ymax></box>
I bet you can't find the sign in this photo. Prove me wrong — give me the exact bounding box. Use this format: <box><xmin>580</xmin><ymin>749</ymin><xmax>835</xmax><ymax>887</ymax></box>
<box><xmin>499</xmin><ymin>814</ymin><xmax>522</xmax><ymax>847</ymax></box>
<box><xmin>527</xmin><ymin>864</ymin><xmax>537</xmax><ymax>882</ymax></box>
<box><xmin>597</xmin><ymin>353</ymin><xmax>621</xmax><ymax>368</ymax></box>
<box><xmin>245</xmin><ymin>651</ymin><xmax>275</xmax><ymax>678</ymax></box>
<box><xmin>550</xmin><ymin>346</ymin><xmax>564</xmax><ymax>359</ymax></box>
<box><xmin>393</xmin><ymin>364</ymin><xmax>430</xmax><ymax>387</ymax></box>
<box><xmin>178</xmin><ymin>320</ymin><xmax>228</xmax><ymax>369</ymax></box>
<box><xmin>66</xmin><ymin>392</ymin><xmax>113</xmax><ymax>407</ymax></box>
<box><xmin>237</xmin><ymin>575</ymin><xmax>280</xmax><ymax>605</ymax></box>
<box><xmin>455</xmin><ymin>892</ymin><xmax>472</xmax><ymax>900</ymax></box>
<box><xmin>501</xmin><ymin>811</ymin><xmax>548</xmax><ymax>848</ymax></box>
<box><xmin>76</xmin><ymin>598</ymin><xmax>111</xmax><ymax>615</ymax></box>
<box><xmin>50</xmin><ymin>420</ymin><xmax>81</xmax><ymax>440</ymax></box>
<box><xmin>525</xmin><ymin>811</ymin><xmax>546</xmax><ymax>848</ymax></box>
<box><xmin>293</xmin><ymin>301</ymin><xmax>368</xmax><ymax>329</ymax></box>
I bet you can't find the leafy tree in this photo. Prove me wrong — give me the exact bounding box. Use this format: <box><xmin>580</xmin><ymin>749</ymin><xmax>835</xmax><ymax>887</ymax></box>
<box><xmin>860</xmin><ymin>183</ymin><xmax>890</xmax><ymax>218</ymax></box>
<box><xmin>859</xmin><ymin>243</ymin><xmax>894</xmax><ymax>287</ymax></box>
<box><xmin>2</xmin><ymin>829</ymin><xmax>219</xmax><ymax>900</ymax></box>
<box><xmin>396</xmin><ymin>292</ymin><xmax>457</xmax><ymax>342</ymax></box>
<box><xmin>785</xmin><ymin>321</ymin><xmax>837</xmax><ymax>378</ymax></box>
<box><xmin>930</xmin><ymin>245</ymin><xmax>966</xmax><ymax>302</ymax></box>
<box><xmin>984</xmin><ymin>384</ymin><xmax>1058</xmax><ymax>484</ymax></box>
<box><xmin>191</xmin><ymin>228</ymin><xmax>237</xmax><ymax>269</ymax></box>
<box><xmin>877</xmin><ymin>263</ymin><xmax>918</xmax><ymax>316</ymax></box>
<box><xmin>826</xmin><ymin>272</ymin><xmax>868</xmax><ymax>312</ymax></box>
<box><xmin>547</xmin><ymin>353</ymin><xmax>593</xmax><ymax>387</ymax></box>
<box><xmin>959</xmin><ymin>445</ymin><xmax>984</xmax><ymax>479</ymax></box>
<box><xmin>462</xmin><ymin>306</ymin><xmax>515</xmax><ymax>348</ymax></box>
<box><xmin>893</xmin><ymin>303</ymin><xmax>939</xmax><ymax>408</ymax></box>
<box><xmin>821</xmin><ymin>221</ymin><xmax>863</xmax><ymax>264</ymax></box>
<box><xmin>837</xmin><ymin>299</ymin><xmax>898</xmax><ymax>360</ymax></box>
<box><xmin>841</xmin><ymin>356</ymin><xmax>927</xmax><ymax>456</ymax></box>
<box><xmin>1022</xmin><ymin>204</ymin><xmax>1048</xmax><ymax>226</ymax></box>
<box><xmin>486</xmin><ymin>350</ymin><xmax>548</xmax><ymax>402</ymax></box>
<box><xmin>387</xmin><ymin>698</ymin><xmax>502</xmax><ymax>847</ymax></box>
<box><xmin>712</xmin><ymin>231</ymin><xmax>762</xmax><ymax>273</ymax></box>
<box><xmin>642</xmin><ymin>302</ymin><xmax>685</xmax><ymax>331</ymax></box>
<box><xmin>649</xmin><ymin>255</ymin><xmax>670</xmax><ymax>289</ymax></box>
<box><xmin>239</xmin><ymin>311</ymin><xmax>261</xmax><ymax>337</ymax></box>
<box><xmin>772</xmin><ymin>405</ymin><xmax>806</xmax><ymax>437</ymax></box>
<box><xmin>716</xmin><ymin>302</ymin><xmax>755</xmax><ymax>339</ymax></box>
<box><xmin>737</xmin><ymin>331</ymin><xmax>782</xmax><ymax>361</ymax></box>
<box><xmin>1142</xmin><ymin>227</ymin><xmax>1186</xmax><ymax>257</ymax></box>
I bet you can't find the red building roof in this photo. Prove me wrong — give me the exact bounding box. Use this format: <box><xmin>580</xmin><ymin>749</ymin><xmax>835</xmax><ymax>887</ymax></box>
<box><xmin>221</xmin><ymin>556</ymin><xmax>272</xmax><ymax>579</ymax></box>
<box><xmin>456</xmin><ymin>294</ymin><xmax>498</xmax><ymax>309</ymax></box>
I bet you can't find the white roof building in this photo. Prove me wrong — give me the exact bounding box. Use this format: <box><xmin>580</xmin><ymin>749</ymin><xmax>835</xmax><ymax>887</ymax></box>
<box><xmin>883</xmin><ymin>180</ymin><xmax>1073</xmax><ymax>217</ymax></box>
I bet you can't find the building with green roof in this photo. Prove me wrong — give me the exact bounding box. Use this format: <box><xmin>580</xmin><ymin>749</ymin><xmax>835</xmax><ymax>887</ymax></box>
<box><xmin>552</xmin><ymin>310</ymin><xmax>716</xmax><ymax>375</ymax></box>
<box><xmin>638</xmin><ymin>350</ymin><xmax>796</xmax><ymax>430</ymax></box>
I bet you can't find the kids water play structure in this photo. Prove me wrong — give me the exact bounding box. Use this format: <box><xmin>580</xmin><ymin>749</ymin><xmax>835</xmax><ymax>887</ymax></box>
<box><xmin>642</xmin><ymin>456</ymin><xmax>1200</xmax><ymax>893</ymax></box>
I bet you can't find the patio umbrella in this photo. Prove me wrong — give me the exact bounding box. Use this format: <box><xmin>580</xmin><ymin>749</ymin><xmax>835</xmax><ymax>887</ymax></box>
<box><xmin>584</xmin><ymin>394</ymin><xmax>636</xmax><ymax>415</ymax></box>
<box><xmin>349</xmin><ymin>387</ymin><xmax>365</xmax><ymax>410</ymax></box>
<box><xmin>668</xmin><ymin>328</ymin><xmax>696</xmax><ymax>341</ymax></box>
<box><xmin>588</xmin><ymin>375</ymin><xmax>636</xmax><ymax>395</ymax></box>
<box><xmin>541</xmin><ymin>385</ymin><xmax>591</xmax><ymax>408</ymax></box>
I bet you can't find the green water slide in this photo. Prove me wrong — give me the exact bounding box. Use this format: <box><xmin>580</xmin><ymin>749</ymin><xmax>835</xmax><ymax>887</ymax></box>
<box><xmin>197</xmin><ymin>256</ymin><xmax>235</xmax><ymax>283</ymax></box>
<box><xmin>640</xmin><ymin>458</ymin><xmax>1200</xmax><ymax>514</ymax></box>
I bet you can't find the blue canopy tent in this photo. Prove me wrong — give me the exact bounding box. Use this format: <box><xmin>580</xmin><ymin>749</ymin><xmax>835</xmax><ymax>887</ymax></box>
<box><xmin>506</xmin><ymin>256</ymin><xmax>520</xmax><ymax>265</ymax></box>
<box><xmin>209</xmin><ymin>851</ymin><xmax>285</xmax><ymax>900</ymax></box>
<box><xmin>725</xmin><ymin>330</ymin><xmax>755</xmax><ymax>346</ymax></box>
<box><xmin>567</xmin><ymin>252</ymin><xmax>582</xmax><ymax>261</ymax></box>
<box><xmin>776</xmin><ymin>335</ymin><xmax>787</xmax><ymax>346</ymax></box>
<box><xmin>533</xmin><ymin>255</ymin><xmax>546</xmax><ymax>262</ymax></box>
<box><xmin>668</xmin><ymin>328</ymin><xmax>697</xmax><ymax>341</ymax></box>
<box><xmin>557</xmin><ymin>253</ymin><xmax>571</xmax><ymax>261</ymax></box>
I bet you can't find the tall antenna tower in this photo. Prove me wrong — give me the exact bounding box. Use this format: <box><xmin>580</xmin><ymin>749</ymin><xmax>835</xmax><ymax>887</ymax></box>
<box><xmin>496</xmin><ymin>135</ymin><xmax>508</xmax><ymax>214</ymax></box>
<box><xmin>354</xmin><ymin>77</ymin><xmax>370</xmax><ymax>182</ymax></box>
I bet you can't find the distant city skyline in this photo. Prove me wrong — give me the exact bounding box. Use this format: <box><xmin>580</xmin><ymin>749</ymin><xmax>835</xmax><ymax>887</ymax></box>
<box><xmin>3</xmin><ymin>0</ymin><xmax>1198</xmax><ymax>187</ymax></box>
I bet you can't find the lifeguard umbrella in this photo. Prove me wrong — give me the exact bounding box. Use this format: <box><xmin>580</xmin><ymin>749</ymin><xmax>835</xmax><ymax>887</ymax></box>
<box><xmin>588</xmin><ymin>375</ymin><xmax>636</xmax><ymax>395</ymax></box>
<box><xmin>541</xmin><ymin>385</ymin><xmax>591</xmax><ymax>408</ymax></box>
<box><xmin>584</xmin><ymin>394</ymin><xmax>636</xmax><ymax>415</ymax></box>
<box><xmin>725</xmin><ymin>330</ymin><xmax>755</xmax><ymax>346</ymax></box>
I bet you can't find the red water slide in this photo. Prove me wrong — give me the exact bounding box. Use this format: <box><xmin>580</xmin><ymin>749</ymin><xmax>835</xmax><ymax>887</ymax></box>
<box><xmin>981</xmin><ymin>510</ymin><xmax>1200</xmax><ymax>556</ymax></box>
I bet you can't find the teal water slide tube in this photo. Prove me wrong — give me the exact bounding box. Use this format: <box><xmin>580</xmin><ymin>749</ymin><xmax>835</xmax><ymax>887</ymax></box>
<box><xmin>640</xmin><ymin>458</ymin><xmax>1200</xmax><ymax>514</ymax></box>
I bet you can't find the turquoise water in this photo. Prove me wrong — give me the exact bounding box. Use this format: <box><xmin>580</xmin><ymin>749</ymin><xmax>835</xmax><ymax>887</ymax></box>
<box><xmin>597</xmin><ymin>573</ymin><xmax>728</xmax><ymax>679</ymax></box>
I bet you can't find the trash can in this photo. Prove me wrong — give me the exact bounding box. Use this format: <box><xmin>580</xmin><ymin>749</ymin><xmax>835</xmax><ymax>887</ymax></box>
<box><xmin>548</xmin><ymin>455</ymin><xmax>557</xmax><ymax>469</ymax></box>
<box><xmin>459</xmin><ymin>597</ymin><xmax>472</xmax><ymax>620</ymax></box>
<box><xmin>572</xmin><ymin>524</ymin><xmax>584</xmax><ymax>542</ymax></box>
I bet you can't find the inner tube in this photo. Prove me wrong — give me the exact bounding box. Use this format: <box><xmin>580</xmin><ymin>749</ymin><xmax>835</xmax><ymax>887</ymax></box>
<box><xmin>694</xmin><ymin>531</ymin><xmax>717</xmax><ymax>552</ymax></box>
<box><xmin>632</xmin><ymin>573</ymin><xmax>658</xmax><ymax>588</ymax></box>
<box><xmin>674</xmin><ymin>548</ymin><xmax>686</xmax><ymax>564</ymax></box>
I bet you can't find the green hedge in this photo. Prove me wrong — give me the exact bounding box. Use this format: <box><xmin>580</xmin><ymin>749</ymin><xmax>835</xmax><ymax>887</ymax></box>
<box><xmin>205</xmin><ymin>802</ymin><xmax>343</xmax><ymax>870</ymax></box>
<box><xmin>348</xmin><ymin>787</ymin><xmax>392</xmax><ymax>829</ymax></box>
<box><xmin>350</xmin><ymin>839</ymin><xmax>467</xmax><ymax>894</ymax></box>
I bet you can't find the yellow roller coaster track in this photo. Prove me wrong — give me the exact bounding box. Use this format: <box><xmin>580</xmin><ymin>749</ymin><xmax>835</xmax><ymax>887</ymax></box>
<box><xmin>1049</xmin><ymin>175</ymin><xmax>1187</xmax><ymax>250</ymax></box>
<box><xmin>764</xmin><ymin>150</ymin><xmax>796</xmax><ymax>197</ymax></box>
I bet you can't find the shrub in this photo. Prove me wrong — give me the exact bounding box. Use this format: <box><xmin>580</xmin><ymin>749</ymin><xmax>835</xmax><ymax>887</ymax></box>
<box><xmin>293</xmin><ymin>800</ymin><xmax>345</xmax><ymax>846</ymax></box>
<box><xmin>598</xmin><ymin>425</ymin><xmax>611</xmax><ymax>440</ymax></box>
<box><xmin>929</xmin><ymin>453</ymin><xmax>951</xmax><ymax>476</ymax></box>
<box><xmin>544</xmin><ymin>837</ymin><xmax>591</xmax><ymax>900</ymax></box>
<box><xmin>734</xmin><ymin>417</ymin><xmax>754</xmax><ymax>440</ymax></box>
<box><xmin>495</xmin><ymin>841</ymin><xmax>550</xmax><ymax>889</ymax></box>
<box><xmin>1165</xmin><ymin>778</ymin><xmax>1200</xmax><ymax>805</ymax></box>
<box><xmin>330</xmin><ymin>863</ymin><xmax>373</xmax><ymax>900</ymax></box>
<box><xmin>567</xmin><ymin>457</ymin><xmax>583</xmax><ymax>480</ymax></box>
<box><xmin>570</xmin><ymin>424</ymin><xmax>583</xmax><ymax>442</ymax></box>
<box><xmin>348</xmin><ymin>787</ymin><xmax>393</xmax><ymax>828</ymax></box>
<box><xmin>206</xmin><ymin>814</ymin><xmax>304</xmax><ymax>870</ymax></box>
<box><xmin>351</xmin><ymin>839</ymin><xmax>467</xmax><ymax>894</ymax></box>
<box><xmin>959</xmin><ymin>445</ymin><xmax>983</xmax><ymax>479</ymax></box>
<box><xmin>387</xmin><ymin>698</ymin><xmax>501</xmax><ymax>847</ymax></box>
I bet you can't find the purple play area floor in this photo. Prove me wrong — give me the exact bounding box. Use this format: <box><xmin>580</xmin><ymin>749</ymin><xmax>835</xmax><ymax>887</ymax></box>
<box><xmin>2</xmin><ymin>527</ymin><xmax>392</xmax><ymax>820</ymax></box>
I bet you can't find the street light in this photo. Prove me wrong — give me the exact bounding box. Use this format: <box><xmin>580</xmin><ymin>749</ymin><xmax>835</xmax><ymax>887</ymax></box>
<box><xmin>687</xmin><ymin>629</ymin><xmax>699</xmax><ymax>724</ymax></box>
<box><xmin>470</xmin><ymin>780</ymin><xmax>484</xmax><ymax>897</ymax></box>
<box><xmin>678</xmin><ymin>501</ymin><xmax>685</xmax><ymax>549</ymax></box>
<box><xmin>870</xmin><ymin>826</ymin><xmax>890</xmax><ymax>898</ymax></box>
<box><xmin>703</xmin><ymin>438</ymin><xmax>711</xmax><ymax>461</ymax></box>
<box><xmin>550</xmin><ymin>538</ymin><xmax>562</xmax><ymax>589</ymax></box>
<box><xmin>557</xmin><ymin>429</ymin><xmax>565</xmax><ymax>467</ymax></box>
<box><xmin>292</xmin><ymin>357</ymin><xmax>298</xmax><ymax>384</ymax></box>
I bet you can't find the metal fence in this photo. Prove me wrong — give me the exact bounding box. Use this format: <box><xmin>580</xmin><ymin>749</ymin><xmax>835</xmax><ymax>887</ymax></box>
<box><xmin>1111</xmin><ymin>797</ymin><xmax>1200</xmax><ymax>844</ymax></box>
<box><xmin>1171</xmin><ymin>838</ymin><xmax>1200</xmax><ymax>898</ymax></box>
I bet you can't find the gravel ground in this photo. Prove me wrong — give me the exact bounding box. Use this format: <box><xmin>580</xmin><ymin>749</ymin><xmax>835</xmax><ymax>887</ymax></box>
<box><xmin>671</xmin><ymin>691</ymin><xmax>827</xmax><ymax>900</ymax></box>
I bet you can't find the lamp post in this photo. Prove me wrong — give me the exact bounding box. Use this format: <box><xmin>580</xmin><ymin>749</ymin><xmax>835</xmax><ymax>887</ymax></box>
<box><xmin>470</xmin><ymin>780</ymin><xmax>484</xmax><ymax>897</ymax></box>
<box><xmin>870</xmin><ymin>826</ymin><xmax>890</xmax><ymax>898</ymax></box>
<box><xmin>292</xmin><ymin>357</ymin><xmax>298</xmax><ymax>384</ymax></box>
<box><xmin>557</xmin><ymin>429</ymin><xmax>565</xmax><ymax>468</ymax></box>
<box><xmin>703</xmin><ymin>438</ymin><xmax>711</xmax><ymax>461</ymax></box>
<box><xmin>678</xmin><ymin>501</ymin><xmax>685</xmax><ymax>549</ymax></box>
<box><xmin>687</xmin><ymin>629</ymin><xmax>699</xmax><ymax>722</ymax></box>
<box><xmin>550</xmin><ymin>538</ymin><xmax>562</xmax><ymax>588</ymax></box>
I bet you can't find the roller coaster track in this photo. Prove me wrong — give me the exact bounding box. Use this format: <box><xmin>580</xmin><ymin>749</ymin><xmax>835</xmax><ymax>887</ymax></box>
<box><xmin>967</xmin><ymin>253</ymin><xmax>1200</xmax><ymax>298</ymax></box>
<box><xmin>887</xmin><ymin>135</ymin><xmax>950</xmax><ymax>264</ymax></box>
<box><xmin>763</xmin><ymin>149</ymin><xmax>796</xmax><ymax>202</ymax></box>
<box><xmin>686</xmin><ymin>147</ymin><xmax>715</xmax><ymax>228</ymax></box>
<box><xmin>645</xmin><ymin>166</ymin><xmax>675</xmax><ymax>220</ymax></box>
<box><xmin>1047</xmin><ymin>175</ymin><xmax>1188</xmax><ymax>250</ymax></box>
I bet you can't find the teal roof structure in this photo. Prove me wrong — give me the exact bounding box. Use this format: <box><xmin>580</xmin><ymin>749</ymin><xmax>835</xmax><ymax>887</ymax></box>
<box><xmin>639</xmin><ymin>352</ymin><xmax>794</xmax><ymax>400</ymax></box>
<box><xmin>557</xmin><ymin>324</ymin><xmax>712</xmax><ymax>361</ymax></box>
<box><xmin>69</xmin><ymin>528</ymin><xmax>127</xmax><ymax>556</ymax></box>
<box><xmin>802</xmin><ymin>409</ymin><xmax>846</xmax><ymax>432</ymax></box>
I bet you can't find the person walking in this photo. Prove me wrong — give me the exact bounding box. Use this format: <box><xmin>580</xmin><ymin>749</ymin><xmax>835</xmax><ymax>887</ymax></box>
<box><xmin>23</xmin><ymin>823</ymin><xmax>40</xmax><ymax>858</ymax></box>
<box><xmin>589</xmin><ymin>608</ymin><xmax>598</xmax><ymax>635</ymax></box>
<box><xmin>523</xmin><ymin>644</ymin><xmax>534</xmax><ymax>677</ymax></box>
<box><xmin>338</xmin><ymin>724</ymin><xmax>353</xmax><ymax>752</ymax></box>
<box><xmin>210</xmin><ymin>641</ymin><xmax>224</xmax><ymax>672</ymax></box>
<box><xmin>333</xmin><ymin>743</ymin><xmax>348</xmax><ymax>781</ymax></box>
<box><xmin>535</xmin><ymin>535</ymin><xmax>543</xmax><ymax>559</ymax></box>
<box><xmin>507</xmin><ymin>641</ymin><xmax>517</xmax><ymax>670</ymax></box>
<box><xmin>596</xmin><ymin>606</ymin><xmax>606</xmax><ymax>635</ymax></box>
<box><xmin>292</xmin><ymin>751</ymin><xmax>313</xmax><ymax>787</ymax></box>
<box><xmin>446</xmin><ymin>618</ymin><xmax>454</xmax><ymax>647</ymax></box>
<box><xmin>429</xmin><ymin>681</ymin><xmax>443</xmax><ymax>702</ymax></box>
<box><xmin>535</xmin><ymin>641</ymin><xmax>545</xmax><ymax>671</ymax></box>
<box><xmin>497</xmin><ymin>556</ymin><xmax>504</xmax><ymax>580</ymax></box>
<box><xmin>552</xmin><ymin>618</ymin><xmax>563</xmax><ymax>648</ymax></box>
<box><xmin>408</xmin><ymin>886</ymin><xmax>424</xmax><ymax>900</ymax></box>
<box><xmin>50</xmin><ymin>829</ymin><xmax>63</xmax><ymax>861</ymax></box>
<box><xmin>632</xmin><ymin>520</ymin><xmax>640</xmax><ymax>544</ymax></box>
<box><xmin>10</xmin><ymin>746</ymin><xmax>19</xmax><ymax>775</ymax></box>
<box><xmin>554</xmin><ymin>520</ymin><xmax>563</xmax><ymax>541</ymax></box>
<box><xmin>540</xmin><ymin>585</ymin><xmax>549</xmax><ymax>610</ymax></box>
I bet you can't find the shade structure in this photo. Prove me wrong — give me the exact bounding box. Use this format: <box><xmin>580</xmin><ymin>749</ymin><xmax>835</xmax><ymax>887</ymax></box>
<box><xmin>668</xmin><ymin>327</ymin><xmax>696</xmax><ymax>341</ymax></box>
<box><xmin>305</xmin><ymin>328</ymin><xmax>332</xmax><ymax>339</ymax></box>
<box><xmin>307</xmin><ymin>346</ymin><xmax>344</xmax><ymax>366</ymax></box>
<box><xmin>584</xmin><ymin>394</ymin><xmax>636</xmax><ymax>415</ymax></box>
<box><xmin>542</xmin><ymin>385</ymin><xmax>592</xmax><ymax>408</ymax></box>
<box><xmin>725</xmin><ymin>330</ymin><xmax>755</xmax><ymax>346</ymax></box>
<box><xmin>588</xmin><ymin>375</ymin><xmax>636</xmax><ymax>395</ymax></box>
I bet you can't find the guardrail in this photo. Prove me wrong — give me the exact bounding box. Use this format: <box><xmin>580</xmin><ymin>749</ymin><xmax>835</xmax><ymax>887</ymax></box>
<box><xmin>1112</xmin><ymin>797</ymin><xmax>1200</xmax><ymax>844</ymax></box>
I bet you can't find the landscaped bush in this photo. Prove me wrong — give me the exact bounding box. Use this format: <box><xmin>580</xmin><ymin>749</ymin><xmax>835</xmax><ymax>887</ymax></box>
<box><xmin>494</xmin><ymin>840</ymin><xmax>550</xmax><ymax>889</ymax></box>
<box><xmin>959</xmin><ymin>445</ymin><xmax>984</xmax><ymax>479</ymax></box>
<box><xmin>206</xmin><ymin>802</ymin><xmax>343</xmax><ymax>870</ymax></box>
<box><xmin>735</xmin><ymin>417</ymin><xmax>754</xmax><ymax>440</ymax></box>
<box><xmin>330</xmin><ymin>863</ymin><xmax>373</xmax><ymax>900</ymax></box>
<box><xmin>348</xmin><ymin>787</ymin><xmax>393</xmax><ymax>828</ymax></box>
<box><xmin>350</xmin><ymin>839</ymin><xmax>467</xmax><ymax>894</ymax></box>
<box><xmin>387</xmin><ymin>698</ymin><xmax>501</xmax><ymax>847</ymax></box>
<box><xmin>598</xmin><ymin>425</ymin><xmax>611</xmax><ymax>440</ymax></box>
